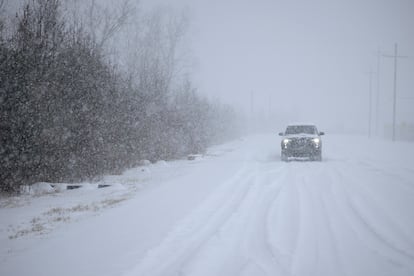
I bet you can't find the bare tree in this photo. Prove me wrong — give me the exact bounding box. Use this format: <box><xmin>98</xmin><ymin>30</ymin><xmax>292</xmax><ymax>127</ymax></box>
<box><xmin>125</xmin><ymin>7</ymin><xmax>189</xmax><ymax>96</ymax></box>
<box><xmin>0</xmin><ymin>0</ymin><xmax>6</xmax><ymax>36</ymax></box>
<box><xmin>85</xmin><ymin>0</ymin><xmax>134</xmax><ymax>48</ymax></box>
<box><xmin>163</xmin><ymin>9</ymin><xmax>190</xmax><ymax>88</ymax></box>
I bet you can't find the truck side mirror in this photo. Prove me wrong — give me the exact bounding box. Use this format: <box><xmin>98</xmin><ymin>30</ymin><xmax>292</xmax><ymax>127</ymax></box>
<box><xmin>278</xmin><ymin>132</ymin><xmax>284</xmax><ymax>136</ymax></box>
<box><xmin>319</xmin><ymin>131</ymin><xmax>325</xmax><ymax>136</ymax></box>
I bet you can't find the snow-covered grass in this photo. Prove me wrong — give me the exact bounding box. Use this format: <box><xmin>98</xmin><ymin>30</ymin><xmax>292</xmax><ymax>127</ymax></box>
<box><xmin>0</xmin><ymin>160</ymin><xmax>175</xmax><ymax>240</ymax></box>
<box><xmin>1</xmin><ymin>135</ymin><xmax>413</xmax><ymax>276</ymax></box>
<box><xmin>0</xmin><ymin>139</ymin><xmax>243</xmax><ymax>245</ymax></box>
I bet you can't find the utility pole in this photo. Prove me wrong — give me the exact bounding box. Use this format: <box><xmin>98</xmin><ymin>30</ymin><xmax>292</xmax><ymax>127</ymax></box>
<box><xmin>366</xmin><ymin>70</ymin><xmax>375</xmax><ymax>138</ymax></box>
<box><xmin>250</xmin><ymin>91</ymin><xmax>254</xmax><ymax>132</ymax></box>
<box><xmin>375</xmin><ymin>48</ymin><xmax>381</xmax><ymax>136</ymax></box>
<box><xmin>250</xmin><ymin>91</ymin><xmax>254</xmax><ymax>119</ymax></box>
<box><xmin>268</xmin><ymin>93</ymin><xmax>272</xmax><ymax>119</ymax></box>
<box><xmin>383</xmin><ymin>43</ymin><xmax>408</xmax><ymax>141</ymax></box>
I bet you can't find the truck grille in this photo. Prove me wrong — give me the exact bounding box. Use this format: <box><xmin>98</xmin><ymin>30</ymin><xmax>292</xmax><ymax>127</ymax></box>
<box><xmin>290</xmin><ymin>138</ymin><xmax>313</xmax><ymax>149</ymax></box>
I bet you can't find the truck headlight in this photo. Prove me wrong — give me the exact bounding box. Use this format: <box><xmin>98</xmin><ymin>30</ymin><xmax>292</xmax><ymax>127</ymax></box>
<box><xmin>283</xmin><ymin>139</ymin><xmax>290</xmax><ymax>148</ymax></box>
<box><xmin>312</xmin><ymin>138</ymin><xmax>320</xmax><ymax>147</ymax></box>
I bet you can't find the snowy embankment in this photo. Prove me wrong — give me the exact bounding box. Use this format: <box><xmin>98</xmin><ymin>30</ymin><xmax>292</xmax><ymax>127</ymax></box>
<box><xmin>1</xmin><ymin>135</ymin><xmax>414</xmax><ymax>276</ymax></box>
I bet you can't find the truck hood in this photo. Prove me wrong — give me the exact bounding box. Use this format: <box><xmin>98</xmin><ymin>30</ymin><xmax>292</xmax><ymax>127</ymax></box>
<box><xmin>284</xmin><ymin>134</ymin><xmax>319</xmax><ymax>139</ymax></box>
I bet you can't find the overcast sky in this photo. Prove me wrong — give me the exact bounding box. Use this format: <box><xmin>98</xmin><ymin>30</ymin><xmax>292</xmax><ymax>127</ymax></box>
<box><xmin>142</xmin><ymin>0</ymin><xmax>414</xmax><ymax>134</ymax></box>
<box><xmin>5</xmin><ymin>0</ymin><xmax>414</xmax><ymax>134</ymax></box>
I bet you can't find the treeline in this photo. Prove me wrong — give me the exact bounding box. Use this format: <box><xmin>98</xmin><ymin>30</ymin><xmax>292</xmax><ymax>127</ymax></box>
<box><xmin>0</xmin><ymin>0</ymin><xmax>242</xmax><ymax>193</ymax></box>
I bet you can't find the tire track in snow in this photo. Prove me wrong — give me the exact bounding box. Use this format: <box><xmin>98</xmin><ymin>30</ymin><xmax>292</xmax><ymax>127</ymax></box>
<box><xmin>238</xmin><ymin>163</ymin><xmax>293</xmax><ymax>276</ymax></box>
<box><xmin>348</xmin><ymin>159</ymin><xmax>414</xmax><ymax>196</ymax></box>
<box><xmin>287</xmin><ymin>163</ymin><xmax>321</xmax><ymax>276</ymax></box>
<box><xmin>180</xmin><ymin>164</ymin><xmax>264</xmax><ymax>276</ymax></box>
<box><xmin>347</xmin><ymin>198</ymin><xmax>414</xmax><ymax>266</ymax></box>
<box><xmin>328</xmin><ymin>165</ymin><xmax>414</xmax><ymax>273</ymax></box>
<box><xmin>337</xmin><ymin>160</ymin><xmax>414</xmax><ymax>237</ymax></box>
<box><xmin>285</xmin><ymin>162</ymin><xmax>349</xmax><ymax>276</ymax></box>
<box><xmin>338</xmin><ymin>163</ymin><xmax>414</xmax><ymax>259</ymax></box>
<box><xmin>265</xmin><ymin>164</ymin><xmax>302</xmax><ymax>275</ymax></box>
<box><xmin>262</xmin><ymin>162</ymin><xmax>322</xmax><ymax>276</ymax></box>
<box><xmin>301</xmin><ymin>165</ymin><xmax>347</xmax><ymax>276</ymax></box>
<box><xmin>122</xmin><ymin>134</ymin><xmax>414</xmax><ymax>276</ymax></box>
<box><xmin>123</xmin><ymin>161</ymin><xmax>266</xmax><ymax>276</ymax></box>
<box><xmin>324</xmin><ymin>164</ymin><xmax>397</xmax><ymax>276</ymax></box>
<box><xmin>183</xmin><ymin>163</ymin><xmax>290</xmax><ymax>276</ymax></box>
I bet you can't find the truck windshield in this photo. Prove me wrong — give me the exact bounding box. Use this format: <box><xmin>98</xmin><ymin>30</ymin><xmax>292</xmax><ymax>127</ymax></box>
<box><xmin>285</xmin><ymin>125</ymin><xmax>317</xmax><ymax>135</ymax></box>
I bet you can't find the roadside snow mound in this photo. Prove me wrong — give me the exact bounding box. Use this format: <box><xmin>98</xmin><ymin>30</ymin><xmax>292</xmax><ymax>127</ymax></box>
<box><xmin>20</xmin><ymin>183</ymin><xmax>54</xmax><ymax>195</ymax></box>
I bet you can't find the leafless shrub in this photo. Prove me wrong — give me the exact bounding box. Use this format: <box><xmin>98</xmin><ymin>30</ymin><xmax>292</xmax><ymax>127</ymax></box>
<box><xmin>101</xmin><ymin>197</ymin><xmax>126</xmax><ymax>207</ymax></box>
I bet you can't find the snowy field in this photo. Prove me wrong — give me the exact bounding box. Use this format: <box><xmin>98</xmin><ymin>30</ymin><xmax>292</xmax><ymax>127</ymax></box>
<box><xmin>1</xmin><ymin>134</ymin><xmax>414</xmax><ymax>276</ymax></box>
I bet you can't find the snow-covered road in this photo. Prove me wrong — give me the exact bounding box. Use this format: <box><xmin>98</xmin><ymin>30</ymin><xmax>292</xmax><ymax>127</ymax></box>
<box><xmin>1</xmin><ymin>134</ymin><xmax>414</xmax><ymax>276</ymax></box>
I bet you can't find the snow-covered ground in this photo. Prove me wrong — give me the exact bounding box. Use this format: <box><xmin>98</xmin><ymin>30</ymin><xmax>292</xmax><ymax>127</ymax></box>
<box><xmin>1</xmin><ymin>134</ymin><xmax>414</xmax><ymax>276</ymax></box>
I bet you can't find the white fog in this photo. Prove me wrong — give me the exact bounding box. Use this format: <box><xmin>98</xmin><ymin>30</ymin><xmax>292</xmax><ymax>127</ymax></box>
<box><xmin>1</xmin><ymin>0</ymin><xmax>413</xmax><ymax>275</ymax></box>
